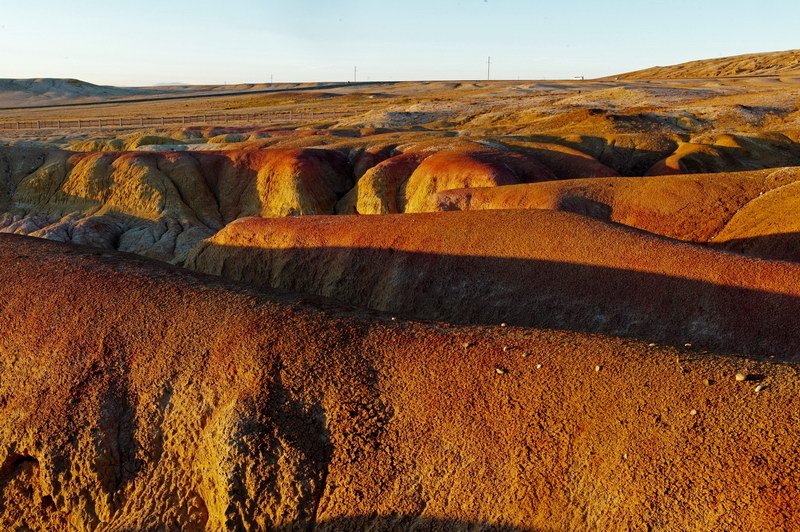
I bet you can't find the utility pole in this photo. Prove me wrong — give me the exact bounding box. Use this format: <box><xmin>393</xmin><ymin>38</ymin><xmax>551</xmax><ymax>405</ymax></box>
<box><xmin>487</xmin><ymin>56</ymin><xmax>491</xmax><ymax>81</ymax></box>
<box><xmin>270</xmin><ymin>74</ymin><xmax>273</xmax><ymax>83</ymax></box>
<box><xmin>354</xmin><ymin>66</ymin><xmax>357</xmax><ymax>82</ymax></box>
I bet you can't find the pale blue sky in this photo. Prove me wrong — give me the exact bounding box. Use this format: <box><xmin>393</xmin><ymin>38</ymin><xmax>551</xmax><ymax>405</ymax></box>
<box><xmin>3</xmin><ymin>0</ymin><xmax>799</xmax><ymax>86</ymax></box>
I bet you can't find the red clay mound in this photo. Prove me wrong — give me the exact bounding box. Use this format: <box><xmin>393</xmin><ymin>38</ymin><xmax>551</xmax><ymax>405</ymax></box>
<box><xmin>186</xmin><ymin>209</ymin><xmax>800</xmax><ymax>358</ymax></box>
<box><xmin>206</xmin><ymin>147</ymin><xmax>352</xmax><ymax>220</ymax></box>
<box><xmin>337</xmin><ymin>152</ymin><xmax>428</xmax><ymax>214</ymax></box>
<box><xmin>434</xmin><ymin>167</ymin><xmax>800</xmax><ymax>243</ymax></box>
<box><xmin>711</xmin><ymin>174</ymin><xmax>800</xmax><ymax>261</ymax></box>
<box><xmin>401</xmin><ymin>147</ymin><xmax>558</xmax><ymax>212</ymax></box>
<box><xmin>2</xmin><ymin>233</ymin><xmax>800</xmax><ymax>530</ymax></box>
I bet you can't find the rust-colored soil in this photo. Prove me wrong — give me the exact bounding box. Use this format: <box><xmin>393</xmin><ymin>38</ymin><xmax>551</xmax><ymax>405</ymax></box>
<box><xmin>433</xmin><ymin>167</ymin><xmax>800</xmax><ymax>256</ymax></box>
<box><xmin>186</xmin><ymin>209</ymin><xmax>800</xmax><ymax>359</ymax></box>
<box><xmin>1</xmin><ymin>234</ymin><xmax>799</xmax><ymax>531</ymax></box>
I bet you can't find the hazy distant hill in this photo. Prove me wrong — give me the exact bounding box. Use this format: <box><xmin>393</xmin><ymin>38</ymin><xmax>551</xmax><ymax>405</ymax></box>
<box><xmin>0</xmin><ymin>78</ymin><xmax>153</xmax><ymax>108</ymax></box>
<box><xmin>615</xmin><ymin>49</ymin><xmax>800</xmax><ymax>79</ymax></box>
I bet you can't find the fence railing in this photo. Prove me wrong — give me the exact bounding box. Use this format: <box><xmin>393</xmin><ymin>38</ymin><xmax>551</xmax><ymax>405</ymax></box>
<box><xmin>0</xmin><ymin>110</ymin><xmax>350</xmax><ymax>131</ymax></box>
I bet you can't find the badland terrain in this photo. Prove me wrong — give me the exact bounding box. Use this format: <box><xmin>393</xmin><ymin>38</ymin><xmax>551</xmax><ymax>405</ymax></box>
<box><xmin>2</xmin><ymin>50</ymin><xmax>800</xmax><ymax>530</ymax></box>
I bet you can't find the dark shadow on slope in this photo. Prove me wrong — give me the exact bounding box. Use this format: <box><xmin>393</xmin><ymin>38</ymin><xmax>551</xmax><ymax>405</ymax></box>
<box><xmin>189</xmin><ymin>243</ymin><xmax>800</xmax><ymax>361</ymax></box>
<box><xmin>521</xmin><ymin>135</ymin><xmax>678</xmax><ymax>176</ymax></box>
<box><xmin>711</xmin><ymin>232</ymin><xmax>800</xmax><ymax>263</ymax></box>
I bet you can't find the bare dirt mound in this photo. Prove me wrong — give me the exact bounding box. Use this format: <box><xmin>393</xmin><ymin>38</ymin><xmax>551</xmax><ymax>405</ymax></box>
<box><xmin>401</xmin><ymin>147</ymin><xmax>558</xmax><ymax>213</ymax></box>
<box><xmin>185</xmin><ymin>209</ymin><xmax>800</xmax><ymax>358</ymax></box>
<box><xmin>2</xmin><ymin>233</ymin><xmax>799</xmax><ymax>530</ymax></box>
<box><xmin>336</xmin><ymin>152</ymin><xmax>427</xmax><ymax>214</ymax></box>
<box><xmin>615</xmin><ymin>49</ymin><xmax>800</xmax><ymax>79</ymax></box>
<box><xmin>433</xmin><ymin>167</ymin><xmax>800</xmax><ymax>263</ymax></box>
<box><xmin>711</xmin><ymin>174</ymin><xmax>800</xmax><ymax>261</ymax></box>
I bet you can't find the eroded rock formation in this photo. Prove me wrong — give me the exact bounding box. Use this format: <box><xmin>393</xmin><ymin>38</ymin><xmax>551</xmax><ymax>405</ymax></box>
<box><xmin>0</xmin><ymin>146</ymin><xmax>352</xmax><ymax>263</ymax></box>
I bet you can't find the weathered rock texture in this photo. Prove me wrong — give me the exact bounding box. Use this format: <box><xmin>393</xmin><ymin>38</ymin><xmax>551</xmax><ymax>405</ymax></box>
<box><xmin>2</xmin><ymin>234</ymin><xmax>799</xmax><ymax>531</ymax></box>
<box><xmin>186</xmin><ymin>209</ymin><xmax>800</xmax><ymax>358</ymax></box>
<box><xmin>0</xmin><ymin>146</ymin><xmax>352</xmax><ymax>263</ymax></box>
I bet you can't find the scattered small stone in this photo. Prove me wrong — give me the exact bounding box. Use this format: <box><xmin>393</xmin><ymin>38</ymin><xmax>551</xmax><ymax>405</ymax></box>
<box><xmin>595</xmin><ymin>365</ymin><xmax>602</xmax><ymax>372</ymax></box>
<box><xmin>755</xmin><ymin>385</ymin><xmax>767</xmax><ymax>393</ymax></box>
<box><xmin>521</xmin><ymin>352</ymin><xmax>529</xmax><ymax>358</ymax></box>
<box><xmin>68</xmin><ymin>398</ymin><xmax>78</xmax><ymax>405</ymax></box>
<box><xmin>462</xmin><ymin>342</ymin><xmax>472</xmax><ymax>348</ymax></box>
<box><xmin>622</xmin><ymin>453</ymin><xmax>628</xmax><ymax>460</ymax></box>
<box><xmin>690</xmin><ymin>409</ymin><xmax>698</xmax><ymax>416</ymax></box>
<box><xmin>535</xmin><ymin>364</ymin><xmax>543</xmax><ymax>369</ymax></box>
<box><xmin>495</xmin><ymin>367</ymin><xmax>508</xmax><ymax>375</ymax></box>
<box><xmin>502</xmin><ymin>346</ymin><xmax>511</xmax><ymax>352</ymax></box>
<box><xmin>390</xmin><ymin>316</ymin><xmax>397</xmax><ymax>321</ymax></box>
<box><xmin>500</xmin><ymin>322</ymin><xmax>507</xmax><ymax>327</ymax></box>
<box><xmin>735</xmin><ymin>373</ymin><xmax>747</xmax><ymax>382</ymax></box>
<box><xmin>704</xmin><ymin>379</ymin><xmax>713</xmax><ymax>386</ymax></box>
<box><xmin>648</xmin><ymin>343</ymin><xmax>657</xmax><ymax>347</ymax></box>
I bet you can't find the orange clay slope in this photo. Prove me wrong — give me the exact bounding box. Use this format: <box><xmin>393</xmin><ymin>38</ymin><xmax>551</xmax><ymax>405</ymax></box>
<box><xmin>433</xmin><ymin>166</ymin><xmax>800</xmax><ymax>239</ymax></box>
<box><xmin>2</xmin><ymin>233</ymin><xmax>799</xmax><ymax>531</ymax></box>
<box><xmin>432</xmin><ymin>167</ymin><xmax>800</xmax><ymax>262</ymax></box>
<box><xmin>185</xmin><ymin>209</ymin><xmax>800</xmax><ymax>359</ymax></box>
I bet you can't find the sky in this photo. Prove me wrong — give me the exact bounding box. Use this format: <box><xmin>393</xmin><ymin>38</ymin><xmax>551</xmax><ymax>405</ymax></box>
<box><xmin>2</xmin><ymin>0</ymin><xmax>800</xmax><ymax>86</ymax></box>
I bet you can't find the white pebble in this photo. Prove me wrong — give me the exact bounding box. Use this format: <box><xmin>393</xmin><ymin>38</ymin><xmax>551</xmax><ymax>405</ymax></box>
<box><xmin>502</xmin><ymin>346</ymin><xmax>511</xmax><ymax>352</ymax></box>
<box><xmin>535</xmin><ymin>364</ymin><xmax>542</xmax><ymax>369</ymax></box>
<box><xmin>755</xmin><ymin>385</ymin><xmax>766</xmax><ymax>392</ymax></box>
<box><xmin>500</xmin><ymin>322</ymin><xmax>507</xmax><ymax>327</ymax></box>
<box><xmin>595</xmin><ymin>365</ymin><xmax>602</xmax><ymax>372</ymax></box>
<box><xmin>495</xmin><ymin>367</ymin><xmax>508</xmax><ymax>375</ymax></box>
<box><xmin>690</xmin><ymin>409</ymin><xmax>698</xmax><ymax>416</ymax></box>
<box><xmin>735</xmin><ymin>373</ymin><xmax>747</xmax><ymax>382</ymax></box>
